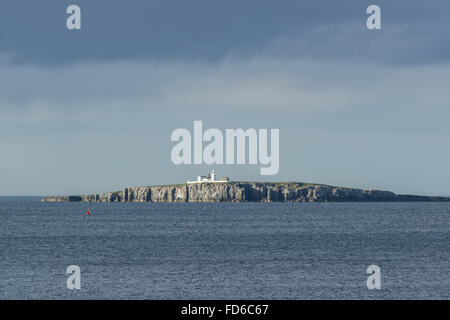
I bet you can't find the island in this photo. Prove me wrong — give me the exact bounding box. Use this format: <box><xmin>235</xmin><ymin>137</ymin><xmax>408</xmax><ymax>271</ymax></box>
<box><xmin>41</xmin><ymin>171</ymin><xmax>450</xmax><ymax>203</ymax></box>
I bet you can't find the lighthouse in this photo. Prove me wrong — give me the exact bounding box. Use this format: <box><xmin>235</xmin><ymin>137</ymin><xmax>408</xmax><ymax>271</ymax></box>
<box><xmin>187</xmin><ymin>170</ymin><xmax>230</xmax><ymax>184</ymax></box>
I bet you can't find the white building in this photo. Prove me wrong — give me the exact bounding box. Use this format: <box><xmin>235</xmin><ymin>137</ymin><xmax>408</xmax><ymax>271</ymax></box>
<box><xmin>187</xmin><ymin>170</ymin><xmax>229</xmax><ymax>184</ymax></box>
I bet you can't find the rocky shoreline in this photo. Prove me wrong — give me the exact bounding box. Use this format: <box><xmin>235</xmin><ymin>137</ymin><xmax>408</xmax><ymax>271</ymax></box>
<box><xmin>41</xmin><ymin>182</ymin><xmax>450</xmax><ymax>203</ymax></box>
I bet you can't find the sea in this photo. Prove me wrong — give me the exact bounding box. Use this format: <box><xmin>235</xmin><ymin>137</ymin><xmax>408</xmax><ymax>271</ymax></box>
<box><xmin>0</xmin><ymin>197</ymin><xmax>449</xmax><ymax>300</ymax></box>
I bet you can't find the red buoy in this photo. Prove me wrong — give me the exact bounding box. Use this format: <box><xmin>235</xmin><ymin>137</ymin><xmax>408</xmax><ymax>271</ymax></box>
<box><xmin>86</xmin><ymin>209</ymin><xmax>91</xmax><ymax>215</ymax></box>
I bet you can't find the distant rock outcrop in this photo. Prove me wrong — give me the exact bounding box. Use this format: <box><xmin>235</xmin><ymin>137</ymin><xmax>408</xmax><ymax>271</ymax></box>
<box><xmin>41</xmin><ymin>182</ymin><xmax>450</xmax><ymax>203</ymax></box>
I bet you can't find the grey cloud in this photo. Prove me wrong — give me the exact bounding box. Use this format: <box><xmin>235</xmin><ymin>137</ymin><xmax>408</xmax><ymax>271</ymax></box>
<box><xmin>1</xmin><ymin>0</ymin><xmax>450</xmax><ymax>66</ymax></box>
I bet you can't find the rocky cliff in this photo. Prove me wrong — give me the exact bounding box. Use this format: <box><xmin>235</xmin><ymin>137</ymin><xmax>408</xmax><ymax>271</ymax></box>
<box><xmin>41</xmin><ymin>182</ymin><xmax>450</xmax><ymax>203</ymax></box>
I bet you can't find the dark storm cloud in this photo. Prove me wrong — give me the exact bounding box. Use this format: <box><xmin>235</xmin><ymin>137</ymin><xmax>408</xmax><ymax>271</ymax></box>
<box><xmin>1</xmin><ymin>0</ymin><xmax>449</xmax><ymax>66</ymax></box>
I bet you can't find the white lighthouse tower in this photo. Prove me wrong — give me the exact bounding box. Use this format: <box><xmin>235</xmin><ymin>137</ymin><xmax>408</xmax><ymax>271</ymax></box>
<box><xmin>187</xmin><ymin>169</ymin><xmax>229</xmax><ymax>184</ymax></box>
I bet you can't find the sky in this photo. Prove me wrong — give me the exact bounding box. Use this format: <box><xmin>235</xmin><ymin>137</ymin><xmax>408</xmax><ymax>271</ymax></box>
<box><xmin>0</xmin><ymin>0</ymin><xmax>449</xmax><ymax>196</ymax></box>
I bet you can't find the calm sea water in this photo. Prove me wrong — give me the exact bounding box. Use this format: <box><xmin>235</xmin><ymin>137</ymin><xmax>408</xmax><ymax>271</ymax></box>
<box><xmin>0</xmin><ymin>197</ymin><xmax>449</xmax><ymax>299</ymax></box>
